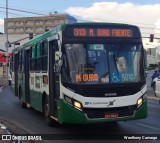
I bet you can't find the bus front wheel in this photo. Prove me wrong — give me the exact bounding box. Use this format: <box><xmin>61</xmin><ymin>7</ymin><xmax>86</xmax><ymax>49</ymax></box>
<box><xmin>19</xmin><ymin>88</ymin><xmax>26</xmax><ymax>108</ymax></box>
<box><xmin>44</xmin><ymin>98</ymin><xmax>54</xmax><ymax>126</ymax></box>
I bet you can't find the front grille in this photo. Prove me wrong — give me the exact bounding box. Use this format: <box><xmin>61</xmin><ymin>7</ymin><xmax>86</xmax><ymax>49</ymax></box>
<box><xmin>62</xmin><ymin>82</ymin><xmax>145</xmax><ymax>97</ymax></box>
<box><xmin>83</xmin><ymin>105</ymin><xmax>136</xmax><ymax>119</ymax></box>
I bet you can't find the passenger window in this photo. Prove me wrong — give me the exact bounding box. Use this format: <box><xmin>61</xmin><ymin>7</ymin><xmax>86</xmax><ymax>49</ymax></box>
<box><xmin>36</xmin><ymin>43</ymin><xmax>41</xmax><ymax>71</ymax></box>
<box><xmin>41</xmin><ymin>40</ymin><xmax>48</xmax><ymax>71</ymax></box>
<box><xmin>30</xmin><ymin>45</ymin><xmax>36</xmax><ymax>71</ymax></box>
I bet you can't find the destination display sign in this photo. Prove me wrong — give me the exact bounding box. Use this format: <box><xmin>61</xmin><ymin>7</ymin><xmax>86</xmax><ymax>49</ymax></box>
<box><xmin>64</xmin><ymin>26</ymin><xmax>138</xmax><ymax>38</ymax></box>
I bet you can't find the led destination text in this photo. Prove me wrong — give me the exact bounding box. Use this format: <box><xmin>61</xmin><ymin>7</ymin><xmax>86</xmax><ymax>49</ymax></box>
<box><xmin>76</xmin><ymin>74</ymin><xmax>98</xmax><ymax>82</ymax></box>
<box><xmin>73</xmin><ymin>28</ymin><xmax>132</xmax><ymax>37</ymax></box>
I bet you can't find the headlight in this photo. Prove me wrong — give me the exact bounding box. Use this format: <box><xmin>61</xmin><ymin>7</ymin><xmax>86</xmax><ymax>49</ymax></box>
<box><xmin>74</xmin><ymin>101</ymin><xmax>82</xmax><ymax>111</ymax></box>
<box><xmin>137</xmin><ymin>97</ymin><xmax>143</xmax><ymax>107</ymax></box>
<box><xmin>137</xmin><ymin>93</ymin><xmax>146</xmax><ymax>108</ymax></box>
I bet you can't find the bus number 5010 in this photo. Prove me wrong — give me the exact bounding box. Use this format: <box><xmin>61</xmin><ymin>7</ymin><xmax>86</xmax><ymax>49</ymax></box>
<box><xmin>121</xmin><ymin>74</ymin><xmax>134</xmax><ymax>82</ymax></box>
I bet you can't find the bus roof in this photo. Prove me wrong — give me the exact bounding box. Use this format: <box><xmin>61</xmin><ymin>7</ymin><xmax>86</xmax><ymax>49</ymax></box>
<box><xmin>65</xmin><ymin>22</ymin><xmax>138</xmax><ymax>27</ymax></box>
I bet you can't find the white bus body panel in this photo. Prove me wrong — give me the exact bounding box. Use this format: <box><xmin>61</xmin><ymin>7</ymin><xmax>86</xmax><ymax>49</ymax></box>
<box><xmin>61</xmin><ymin>83</ymin><xmax>146</xmax><ymax>108</ymax></box>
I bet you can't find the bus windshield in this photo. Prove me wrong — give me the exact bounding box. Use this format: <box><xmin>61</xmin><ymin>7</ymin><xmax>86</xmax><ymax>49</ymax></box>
<box><xmin>61</xmin><ymin>43</ymin><xmax>144</xmax><ymax>84</ymax></box>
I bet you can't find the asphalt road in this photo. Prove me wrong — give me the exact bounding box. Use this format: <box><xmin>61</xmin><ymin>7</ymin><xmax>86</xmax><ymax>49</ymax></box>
<box><xmin>0</xmin><ymin>72</ymin><xmax>160</xmax><ymax>143</ymax></box>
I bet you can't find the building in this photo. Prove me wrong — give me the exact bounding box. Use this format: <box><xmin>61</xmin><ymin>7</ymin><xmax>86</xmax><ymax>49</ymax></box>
<box><xmin>146</xmin><ymin>48</ymin><xmax>156</xmax><ymax>55</ymax></box>
<box><xmin>0</xmin><ymin>13</ymin><xmax>76</xmax><ymax>51</ymax></box>
<box><xmin>0</xmin><ymin>13</ymin><xmax>76</xmax><ymax>76</ymax></box>
<box><xmin>4</xmin><ymin>13</ymin><xmax>77</xmax><ymax>34</ymax></box>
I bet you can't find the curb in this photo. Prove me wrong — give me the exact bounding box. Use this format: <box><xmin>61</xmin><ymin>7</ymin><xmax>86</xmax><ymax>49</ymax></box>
<box><xmin>0</xmin><ymin>122</ymin><xmax>11</xmax><ymax>134</ymax></box>
<box><xmin>0</xmin><ymin>122</ymin><xmax>12</xmax><ymax>143</ymax></box>
<box><xmin>0</xmin><ymin>119</ymin><xmax>34</xmax><ymax>143</ymax></box>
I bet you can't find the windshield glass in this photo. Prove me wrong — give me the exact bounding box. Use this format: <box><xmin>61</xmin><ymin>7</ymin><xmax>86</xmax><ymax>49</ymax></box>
<box><xmin>61</xmin><ymin>43</ymin><xmax>144</xmax><ymax>84</ymax></box>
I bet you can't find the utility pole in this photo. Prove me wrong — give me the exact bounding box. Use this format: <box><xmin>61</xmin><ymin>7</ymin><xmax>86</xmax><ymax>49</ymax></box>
<box><xmin>5</xmin><ymin>0</ymin><xmax>9</xmax><ymax>80</ymax></box>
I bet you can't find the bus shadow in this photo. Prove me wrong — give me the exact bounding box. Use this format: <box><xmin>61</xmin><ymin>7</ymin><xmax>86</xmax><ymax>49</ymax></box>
<box><xmin>61</xmin><ymin>122</ymin><xmax>120</xmax><ymax>134</ymax></box>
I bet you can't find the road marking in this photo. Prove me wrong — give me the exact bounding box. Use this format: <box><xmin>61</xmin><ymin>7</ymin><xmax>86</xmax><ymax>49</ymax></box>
<box><xmin>0</xmin><ymin>123</ymin><xmax>11</xmax><ymax>134</ymax></box>
<box><xmin>136</xmin><ymin>123</ymin><xmax>160</xmax><ymax>130</ymax></box>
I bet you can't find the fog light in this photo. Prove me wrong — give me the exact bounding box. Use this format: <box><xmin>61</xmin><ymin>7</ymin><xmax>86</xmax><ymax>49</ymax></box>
<box><xmin>74</xmin><ymin>101</ymin><xmax>82</xmax><ymax>111</ymax></box>
<box><xmin>64</xmin><ymin>95</ymin><xmax>72</xmax><ymax>105</ymax></box>
<box><xmin>137</xmin><ymin>97</ymin><xmax>143</xmax><ymax>107</ymax></box>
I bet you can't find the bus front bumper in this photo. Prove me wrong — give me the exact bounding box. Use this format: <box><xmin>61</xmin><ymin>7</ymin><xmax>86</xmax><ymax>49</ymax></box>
<box><xmin>58</xmin><ymin>99</ymin><xmax>147</xmax><ymax>124</ymax></box>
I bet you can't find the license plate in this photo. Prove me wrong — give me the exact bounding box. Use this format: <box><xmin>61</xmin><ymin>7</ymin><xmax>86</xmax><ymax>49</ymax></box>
<box><xmin>105</xmin><ymin>113</ymin><xmax>119</xmax><ymax>118</ymax></box>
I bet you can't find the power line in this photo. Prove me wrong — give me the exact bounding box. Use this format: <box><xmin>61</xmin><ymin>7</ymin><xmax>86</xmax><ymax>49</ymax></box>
<box><xmin>0</xmin><ymin>7</ymin><xmax>77</xmax><ymax>22</ymax></box>
<box><xmin>0</xmin><ymin>3</ymin><xmax>52</xmax><ymax>15</ymax></box>
<box><xmin>0</xmin><ymin>6</ymin><xmax>45</xmax><ymax>16</ymax></box>
<box><xmin>141</xmin><ymin>32</ymin><xmax>160</xmax><ymax>35</ymax></box>
<box><xmin>1</xmin><ymin>3</ymin><xmax>160</xmax><ymax>28</ymax></box>
<box><xmin>140</xmin><ymin>26</ymin><xmax>160</xmax><ymax>30</ymax></box>
<box><xmin>0</xmin><ymin>10</ymin><xmax>22</xmax><ymax>16</ymax></box>
<box><xmin>1</xmin><ymin>6</ymin><xmax>160</xmax><ymax>29</ymax></box>
<box><xmin>0</xmin><ymin>6</ymin><xmax>160</xmax><ymax>33</ymax></box>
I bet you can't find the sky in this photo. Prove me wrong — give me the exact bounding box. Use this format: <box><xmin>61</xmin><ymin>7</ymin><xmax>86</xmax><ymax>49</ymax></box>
<box><xmin>0</xmin><ymin>0</ymin><xmax>160</xmax><ymax>40</ymax></box>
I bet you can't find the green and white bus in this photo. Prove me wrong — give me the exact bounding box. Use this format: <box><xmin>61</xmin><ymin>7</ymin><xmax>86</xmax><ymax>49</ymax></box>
<box><xmin>11</xmin><ymin>22</ymin><xmax>147</xmax><ymax>126</ymax></box>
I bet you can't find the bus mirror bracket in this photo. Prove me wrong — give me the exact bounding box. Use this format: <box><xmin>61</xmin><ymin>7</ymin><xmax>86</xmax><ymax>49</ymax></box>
<box><xmin>55</xmin><ymin>51</ymin><xmax>62</xmax><ymax>73</ymax></box>
<box><xmin>55</xmin><ymin>34</ymin><xmax>60</xmax><ymax>40</ymax></box>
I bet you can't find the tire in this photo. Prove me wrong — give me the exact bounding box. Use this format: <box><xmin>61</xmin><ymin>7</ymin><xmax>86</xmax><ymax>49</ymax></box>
<box><xmin>19</xmin><ymin>88</ymin><xmax>26</xmax><ymax>108</ymax></box>
<box><xmin>44</xmin><ymin>97</ymin><xmax>60</xmax><ymax>127</ymax></box>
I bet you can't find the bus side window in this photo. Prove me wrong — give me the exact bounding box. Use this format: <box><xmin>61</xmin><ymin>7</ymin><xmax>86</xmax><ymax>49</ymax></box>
<box><xmin>18</xmin><ymin>50</ymin><xmax>22</xmax><ymax>72</ymax></box>
<box><xmin>41</xmin><ymin>40</ymin><xmax>48</xmax><ymax>72</ymax></box>
<box><xmin>30</xmin><ymin>46</ymin><xmax>32</xmax><ymax>71</ymax></box>
<box><xmin>30</xmin><ymin>45</ymin><xmax>36</xmax><ymax>71</ymax></box>
<box><xmin>21</xmin><ymin>50</ymin><xmax>24</xmax><ymax>72</ymax></box>
<box><xmin>36</xmin><ymin>43</ymin><xmax>41</xmax><ymax>71</ymax></box>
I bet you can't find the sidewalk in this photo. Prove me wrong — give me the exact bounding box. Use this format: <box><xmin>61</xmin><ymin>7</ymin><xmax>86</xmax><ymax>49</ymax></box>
<box><xmin>0</xmin><ymin>82</ymin><xmax>12</xmax><ymax>141</ymax></box>
<box><xmin>0</xmin><ymin>76</ymin><xmax>8</xmax><ymax>87</ymax></box>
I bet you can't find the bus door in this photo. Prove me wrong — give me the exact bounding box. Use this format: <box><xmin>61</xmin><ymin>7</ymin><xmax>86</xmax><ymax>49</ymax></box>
<box><xmin>14</xmin><ymin>53</ymin><xmax>18</xmax><ymax>97</ymax></box>
<box><xmin>49</xmin><ymin>40</ymin><xmax>59</xmax><ymax>117</ymax></box>
<box><xmin>24</xmin><ymin>49</ymin><xmax>30</xmax><ymax>103</ymax></box>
